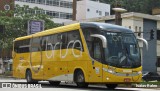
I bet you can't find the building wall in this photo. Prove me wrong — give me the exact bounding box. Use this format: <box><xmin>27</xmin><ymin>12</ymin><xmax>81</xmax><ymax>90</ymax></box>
<box><xmin>76</xmin><ymin>0</ymin><xmax>87</xmax><ymax>20</ymax></box>
<box><xmin>122</xmin><ymin>17</ymin><xmax>144</xmax><ymax>47</ymax></box>
<box><xmin>143</xmin><ymin>19</ymin><xmax>157</xmax><ymax>72</ymax></box>
<box><xmin>76</xmin><ymin>0</ymin><xmax>110</xmax><ymax>20</ymax></box>
<box><xmin>15</xmin><ymin>0</ymin><xmax>73</xmax><ymax>23</ymax></box>
<box><xmin>85</xmin><ymin>0</ymin><xmax>110</xmax><ymax>19</ymax></box>
<box><xmin>122</xmin><ymin>17</ymin><xmax>143</xmax><ymax>32</ymax></box>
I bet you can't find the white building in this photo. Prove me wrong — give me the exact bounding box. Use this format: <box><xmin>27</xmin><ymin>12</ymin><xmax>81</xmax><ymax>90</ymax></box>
<box><xmin>15</xmin><ymin>0</ymin><xmax>110</xmax><ymax>23</ymax></box>
<box><xmin>76</xmin><ymin>0</ymin><xmax>110</xmax><ymax>20</ymax></box>
<box><xmin>15</xmin><ymin>0</ymin><xmax>73</xmax><ymax>24</ymax></box>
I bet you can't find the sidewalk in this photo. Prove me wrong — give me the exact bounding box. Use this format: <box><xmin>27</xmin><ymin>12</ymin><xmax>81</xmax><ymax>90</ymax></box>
<box><xmin>0</xmin><ymin>74</ymin><xmax>14</xmax><ymax>79</ymax></box>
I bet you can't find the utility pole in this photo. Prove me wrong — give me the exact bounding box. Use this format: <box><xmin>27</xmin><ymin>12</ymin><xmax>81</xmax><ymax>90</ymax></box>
<box><xmin>112</xmin><ymin>0</ymin><xmax>127</xmax><ymax>25</ymax></box>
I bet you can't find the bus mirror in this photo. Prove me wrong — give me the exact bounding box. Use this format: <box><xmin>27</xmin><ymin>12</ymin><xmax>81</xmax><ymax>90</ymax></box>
<box><xmin>137</xmin><ymin>38</ymin><xmax>148</xmax><ymax>50</ymax></box>
<box><xmin>90</xmin><ymin>34</ymin><xmax>107</xmax><ymax>48</ymax></box>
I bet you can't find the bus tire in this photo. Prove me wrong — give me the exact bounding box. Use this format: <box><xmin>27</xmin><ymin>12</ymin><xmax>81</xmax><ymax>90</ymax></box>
<box><xmin>26</xmin><ymin>70</ymin><xmax>38</xmax><ymax>83</ymax></box>
<box><xmin>75</xmin><ymin>70</ymin><xmax>88</xmax><ymax>88</ymax></box>
<box><xmin>49</xmin><ymin>81</ymin><xmax>61</xmax><ymax>86</ymax></box>
<box><xmin>106</xmin><ymin>84</ymin><xmax>118</xmax><ymax>89</ymax></box>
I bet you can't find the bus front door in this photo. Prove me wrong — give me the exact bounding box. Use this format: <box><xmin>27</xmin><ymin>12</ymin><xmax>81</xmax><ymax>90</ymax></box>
<box><xmin>88</xmin><ymin>38</ymin><xmax>103</xmax><ymax>82</ymax></box>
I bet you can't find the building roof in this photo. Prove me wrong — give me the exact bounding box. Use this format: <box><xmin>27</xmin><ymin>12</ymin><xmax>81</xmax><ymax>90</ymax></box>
<box><xmin>65</xmin><ymin>12</ymin><xmax>160</xmax><ymax>25</ymax></box>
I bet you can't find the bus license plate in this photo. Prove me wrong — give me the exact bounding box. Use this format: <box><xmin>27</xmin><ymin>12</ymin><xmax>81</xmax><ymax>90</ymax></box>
<box><xmin>124</xmin><ymin>78</ymin><xmax>131</xmax><ymax>82</ymax></box>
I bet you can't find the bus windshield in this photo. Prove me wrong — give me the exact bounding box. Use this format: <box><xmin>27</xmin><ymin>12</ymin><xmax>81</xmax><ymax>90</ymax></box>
<box><xmin>105</xmin><ymin>32</ymin><xmax>141</xmax><ymax>68</ymax></box>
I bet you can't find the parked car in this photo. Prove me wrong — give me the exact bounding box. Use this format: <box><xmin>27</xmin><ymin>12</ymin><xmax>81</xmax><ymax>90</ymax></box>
<box><xmin>142</xmin><ymin>72</ymin><xmax>160</xmax><ymax>81</ymax></box>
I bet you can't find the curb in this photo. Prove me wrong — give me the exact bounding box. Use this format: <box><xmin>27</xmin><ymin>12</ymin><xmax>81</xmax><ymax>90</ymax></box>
<box><xmin>0</xmin><ymin>75</ymin><xmax>14</xmax><ymax>78</ymax></box>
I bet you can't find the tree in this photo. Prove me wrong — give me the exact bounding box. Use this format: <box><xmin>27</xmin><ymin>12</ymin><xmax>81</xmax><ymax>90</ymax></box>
<box><xmin>0</xmin><ymin>5</ymin><xmax>60</xmax><ymax>57</ymax></box>
<box><xmin>100</xmin><ymin>0</ymin><xmax>160</xmax><ymax>14</ymax></box>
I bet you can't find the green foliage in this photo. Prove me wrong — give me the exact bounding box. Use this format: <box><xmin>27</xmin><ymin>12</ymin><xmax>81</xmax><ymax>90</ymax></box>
<box><xmin>100</xmin><ymin>0</ymin><xmax>160</xmax><ymax>14</ymax></box>
<box><xmin>0</xmin><ymin>4</ymin><xmax>60</xmax><ymax>50</ymax></box>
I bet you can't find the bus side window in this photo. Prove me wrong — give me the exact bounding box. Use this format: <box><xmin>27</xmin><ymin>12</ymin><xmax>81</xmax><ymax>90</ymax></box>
<box><xmin>67</xmin><ymin>30</ymin><xmax>83</xmax><ymax>51</ymax></box>
<box><xmin>81</xmin><ymin>28</ymin><xmax>99</xmax><ymax>56</ymax></box>
<box><xmin>31</xmin><ymin>37</ymin><xmax>41</xmax><ymax>52</ymax></box>
<box><xmin>93</xmin><ymin>39</ymin><xmax>102</xmax><ymax>62</ymax></box>
<box><xmin>14</xmin><ymin>41</ymin><xmax>19</xmax><ymax>53</ymax></box>
<box><xmin>15</xmin><ymin>39</ymin><xmax>30</xmax><ymax>53</ymax></box>
<box><xmin>61</xmin><ymin>33</ymin><xmax>67</xmax><ymax>49</ymax></box>
<box><xmin>85</xmin><ymin>31</ymin><xmax>92</xmax><ymax>54</ymax></box>
<box><xmin>41</xmin><ymin>36</ymin><xmax>47</xmax><ymax>51</ymax></box>
<box><xmin>23</xmin><ymin>39</ymin><xmax>30</xmax><ymax>53</ymax></box>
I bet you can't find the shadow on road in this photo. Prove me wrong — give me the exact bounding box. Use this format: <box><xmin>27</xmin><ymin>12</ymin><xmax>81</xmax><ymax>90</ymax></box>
<box><xmin>40</xmin><ymin>82</ymin><xmax>138</xmax><ymax>91</ymax></box>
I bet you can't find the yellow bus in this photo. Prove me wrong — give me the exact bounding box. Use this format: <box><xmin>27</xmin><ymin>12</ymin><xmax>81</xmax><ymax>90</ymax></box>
<box><xmin>13</xmin><ymin>22</ymin><xmax>148</xmax><ymax>89</ymax></box>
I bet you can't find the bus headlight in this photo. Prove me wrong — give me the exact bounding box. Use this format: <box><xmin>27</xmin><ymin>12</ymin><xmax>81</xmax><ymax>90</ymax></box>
<box><xmin>138</xmin><ymin>71</ymin><xmax>142</xmax><ymax>74</ymax></box>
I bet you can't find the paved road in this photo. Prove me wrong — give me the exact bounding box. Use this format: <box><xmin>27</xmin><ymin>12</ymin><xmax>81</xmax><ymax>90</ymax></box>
<box><xmin>0</xmin><ymin>78</ymin><xmax>159</xmax><ymax>91</ymax></box>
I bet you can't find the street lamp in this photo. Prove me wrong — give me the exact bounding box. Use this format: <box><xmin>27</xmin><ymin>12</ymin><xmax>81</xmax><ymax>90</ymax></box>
<box><xmin>112</xmin><ymin>8</ymin><xmax>127</xmax><ymax>25</ymax></box>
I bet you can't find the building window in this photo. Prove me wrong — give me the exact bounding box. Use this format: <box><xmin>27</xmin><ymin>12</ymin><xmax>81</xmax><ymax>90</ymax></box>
<box><xmin>35</xmin><ymin>10</ymin><xmax>42</xmax><ymax>14</ymax></box>
<box><xmin>46</xmin><ymin>10</ymin><xmax>59</xmax><ymax>18</ymax></box>
<box><xmin>31</xmin><ymin>0</ymin><xmax>35</xmax><ymax>3</ymax></box>
<box><xmin>138</xmin><ymin>27</ymin><xmax>142</xmax><ymax>36</ymax></box>
<box><xmin>157</xmin><ymin>30</ymin><xmax>160</xmax><ymax>40</ymax></box>
<box><xmin>60</xmin><ymin>12</ymin><xmax>72</xmax><ymax>19</ymax></box>
<box><xmin>45</xmin><ymin>10</ymin><xmax>72</xmax><ymax>19</ymax></box>
<box><xmin>129</xmin><ymin>26</ymin><xmax>131</xmax><ymax>29</ymax></box>
<box><xmin>60</xmin><ymin>1</ymin><xmax>72</xmax><ymax>8</ymax></box>
<box><xmin>96</xmin><ymin>10</ymin><xmax>98</xmax><ymax>13</ymax></box>
<box><xmin>157</xmin><ymin>58</ymin><xmax>160</xmax><ymax>67</ymax></box>
<box><xmin>135</xmin><ymin>26</ymin><xmax>137</xmax><ymax>32</ymax></box>
<box><xmin>105</xmin><ymin>12</ymin><xmax>109</xmax><ymax>16</ymax></box>
<box><xmin>53</xmin><ymin>0</ymin><xmax>60</xmax><ymax>6</ymax></box>
<box><xmin>99</xmin><ymin>11</ymin><xmax>102</xmax><ymax>15</ymax></box>
<box><xmin>16</xmin><ymin>0</ymin><xmax>72</xmax><ymax>8</ymax></box>
<box><xmin>87</xmin><ymin>9</ymin><xmax>90</xmax><ymax>12</ymax></box>
<box><xmin>135</xmin><ymin>26</ymin><xmax>138</xmax><ymax>36</ymax></box>
<box><xmin>36</xmin><ymin>0</ymin><xmax>45</xmax><ymax>4</ymax></box>
<box><xmin>46</xmin><ymin>0</ymin><xmax>50</xmax><ymax>5</ymax></box>
<box><xmin>26</xmin><ymin>0</ymin><xmax>35</xmax><ymax>3</ymax></box>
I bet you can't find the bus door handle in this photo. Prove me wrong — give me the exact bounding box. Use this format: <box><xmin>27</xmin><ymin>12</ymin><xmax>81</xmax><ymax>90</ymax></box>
<box><xmin>60</xmin><ymin>68</ymin><xmax>62</xmax><ymax>70</ymax></box>
<box><xmin>38</xmin><ymin>68</ymin><xmax>40</xmax><ymax>70</ymax></box>
<box><xmin>48</xmin><ymin>68</ymin><xmax>50</xmax><ymax>70</ymax></box>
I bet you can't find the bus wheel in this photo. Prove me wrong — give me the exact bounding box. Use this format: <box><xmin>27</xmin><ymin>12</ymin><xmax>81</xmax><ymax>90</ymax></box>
<box><xmin>26</xmin><ymin>70</ymin><xmax>38</xmax><ymax>83</ymax></box>
<box><xmin>49</xmin><ymin>81</ymin><xmax>61</xmax><ymax>86</ymax></box>
<box><xmin>106</xmin><ymin>84</ymin><xmax>118</xmax><ymax>89</ymax></box>
<box><xmin>76</xmin><ymin>71</ymin><xmax>88</xmax><ymax>88</ymax></box>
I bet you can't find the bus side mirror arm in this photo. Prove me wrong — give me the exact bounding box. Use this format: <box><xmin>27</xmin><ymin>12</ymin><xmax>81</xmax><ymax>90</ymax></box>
<box><xmin>90</xmin><ymin>34</ymin><xmax>107</xmax><ymax>48</ymax></box>
<box><xmin>137</xmin><ymin>38</ymin><xmax>148</xmax><ymax>50</ymax></box>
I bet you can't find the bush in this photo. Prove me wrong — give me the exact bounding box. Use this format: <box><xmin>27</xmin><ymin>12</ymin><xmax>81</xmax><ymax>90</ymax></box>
<box><xmin>4</xmin><ymin>71</ymin><xmax>12</xmax><ymax>76</ymax></box>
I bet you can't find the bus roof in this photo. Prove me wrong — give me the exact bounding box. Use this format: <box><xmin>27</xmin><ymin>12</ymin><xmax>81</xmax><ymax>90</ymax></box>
<box><xmin>14</xmin><ymin>23</ymin><xmax>80</xmax><ymax>41</ymax></box>
<box><xmin>80</xmin><ymin>22</ymin><xmax>133</xmax><ymax>33</ymax></box>
<box><xmin>14</xmin><ymin>22</ymin><xmax>132</xmax><ymax>41</ymax></box>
